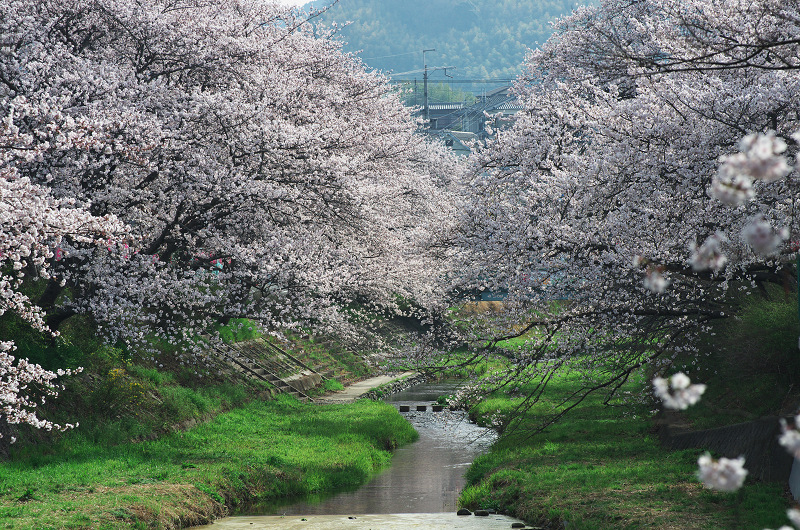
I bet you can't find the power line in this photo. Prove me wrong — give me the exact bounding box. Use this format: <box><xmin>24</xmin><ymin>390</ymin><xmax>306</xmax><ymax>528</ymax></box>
<box><xmin>389</xmin><ymin>78</ymin><xmax>516</xmax><ymax>84</ymax></box>
<box><xmin>362</xmin><ymin>51</ymin><xmax>420</xmax><ymax>60</ymax></box>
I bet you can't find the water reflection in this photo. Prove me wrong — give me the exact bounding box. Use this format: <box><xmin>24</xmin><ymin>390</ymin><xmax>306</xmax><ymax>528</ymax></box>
<box><xmin>255</xmin><ymin>380</ymin><xmax>496</xmax><ymax>516</ymax></box>
<box><xmin>383</xmin><ymin>380</ymin><xmax>465</xmax><ymax>404</ymax></box>
<box><xmin>198</xmin><ymin>513</ymin><xmax>524</xmax><ymax>529</ymax></box>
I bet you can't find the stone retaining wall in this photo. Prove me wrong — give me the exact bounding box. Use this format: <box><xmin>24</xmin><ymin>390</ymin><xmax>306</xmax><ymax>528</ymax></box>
<box><xmin>286</xmin><ymin>372</ymin><xmax>323</xmax><ymax>393</ymax></box>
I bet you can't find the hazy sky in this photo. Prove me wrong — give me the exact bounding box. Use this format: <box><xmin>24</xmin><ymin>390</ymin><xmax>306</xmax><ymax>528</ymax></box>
<box><xmin>275</xmin><ymin>0</ymin><xmax>308</xmax><ymax>6</ymax></box>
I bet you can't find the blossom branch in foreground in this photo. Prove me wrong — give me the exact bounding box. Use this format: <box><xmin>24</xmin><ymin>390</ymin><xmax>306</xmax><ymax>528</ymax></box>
<box><xmin>652</xmin><ymin>372</ymin><xmax>706</xmax><ymax>410</ymax></box>
<box><xmin>778</xmin><ymin>416</ymin><xmax>800</xmax><ymax>459</ymax></box>
<box><xmin>0</xmin><ymin>342</ymin><xmax>81</xmax><ymax>441</ymax></box>
<box><xmin>696</xmin><ymin>453</ymin><xmax>748</xmax><ymax>492</ymax></box>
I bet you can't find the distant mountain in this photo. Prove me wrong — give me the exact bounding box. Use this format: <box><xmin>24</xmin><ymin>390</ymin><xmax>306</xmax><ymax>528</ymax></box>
<box><xmin>304</xmin><ymin>0</ymin><xmax>586</xmax><ymax>87</ymax></box>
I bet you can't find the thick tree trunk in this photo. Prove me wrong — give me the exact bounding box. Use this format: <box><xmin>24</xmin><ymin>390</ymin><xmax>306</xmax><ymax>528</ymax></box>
<box><xmin>37</xmin><ymin>279</ymin><xmax>64</xmax><ymax>311</ymax></box>
<box><xmin>0</xmin><ymin>416</ymin><xmax>16</xmax><ymax>460</ymax></box>
<box><xmin>45</xmin><ymin>307</ymin><xmax>77</xmax><ymax>332</ymax></box>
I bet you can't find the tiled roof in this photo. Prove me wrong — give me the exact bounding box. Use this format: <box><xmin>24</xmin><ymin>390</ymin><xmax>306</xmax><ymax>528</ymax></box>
<box><xmin>428</xmin><ymin>103</ymin><xmax>465</xmax><ymax>111</ymax></box>
<box><xmin>491</xmin><ymin>101</ymin><xmax>524</xmax><ymax>111</ymax></box>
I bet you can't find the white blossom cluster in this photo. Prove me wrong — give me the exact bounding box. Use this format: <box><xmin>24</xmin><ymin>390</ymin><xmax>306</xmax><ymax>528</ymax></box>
<box><xmin>713</xmin><ymin>133</ymin><xmax>792</xmax><ymax>206</ymax></box>
<box><xmin>741</xmin><ymin>215</ymin><xmax>789</xmax><ymax>257</ymax></box>
<box><xmin>0</xmin><ymin>341</ymin><xmax>81</xmax><ymax>440</ymax></box>
<box><xmin>643</xmin><ymin>268</ymin><xmax>669</xmax><ymax>294</ymax></box>
<box><xmin>652</xmin><ymin>372</ymin><xmax>706</xmax><ymax>410</ymax></box>
<box><xmin>0</xmin><ymin>0</ymin><xmax>462</xmax><ymax>359</ymax></box>
<box><xmin>696</xmin><ymin>453</ymin><xmax>748</xmax><ymax>492</ymax></box>
<box><xmin>446</xmin><ymin>0</ymin><xmax>800</xmax><ymax>501</ymax></box>
<box><xmin>0</xmin><ymin>137</ymin><xmax>123</xmax><ymax>437</ymax></box>
<box><xmin>778</xmin><ymin>416</ymin><xmax>800</xmax><ymax>459</ymax></box>
<box><xmin>710</xmin><ymin>172</ymin><xmax>756</xmax><ymax>207</ymax></box>
<box><xmin>689</xmin><ymin>233</ymin><xmax>728</xmax><ymax>272</ymax></box>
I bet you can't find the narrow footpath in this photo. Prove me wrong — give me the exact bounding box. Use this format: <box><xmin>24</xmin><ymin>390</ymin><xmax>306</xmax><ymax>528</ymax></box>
<box><xmin>315</xmin><ymin>371</ymin><xmax>416</xmax><ymax>403</ymax></box>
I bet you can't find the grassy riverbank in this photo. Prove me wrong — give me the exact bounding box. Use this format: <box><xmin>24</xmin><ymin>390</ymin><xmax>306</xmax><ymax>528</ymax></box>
<box><xmin>0</xmin><ymin>396</ymin><xmax>417</xmax><ymax>529</ymax></box>
<box><xmin>459</xmin><ymin>370</ymin><xmax>792</xmax><ymax>529</ymax></box>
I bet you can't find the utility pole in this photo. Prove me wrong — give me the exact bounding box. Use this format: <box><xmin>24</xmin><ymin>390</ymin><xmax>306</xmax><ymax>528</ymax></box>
<box><xmin>423</xmin><ymin>48</ymin><xmax>435</xmax><ymax>125</ymax></box>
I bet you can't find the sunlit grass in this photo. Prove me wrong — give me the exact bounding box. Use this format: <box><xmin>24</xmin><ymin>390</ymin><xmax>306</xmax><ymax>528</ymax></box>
<box><xmin>0</xmin><ymin>396</ymin><xmax>417</xmax><ymax>529</ymax></box>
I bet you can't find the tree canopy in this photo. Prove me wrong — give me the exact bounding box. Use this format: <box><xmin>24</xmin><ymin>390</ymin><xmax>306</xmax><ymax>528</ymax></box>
<box><xmin>1</xmin><ymin>0</ymin><xmax>463</xmax><ymax>434</ymax></box>
<box><xmin>435</xmin><ymin>0</ymin><xmax>800</xmax><ymax>430</ymax></box>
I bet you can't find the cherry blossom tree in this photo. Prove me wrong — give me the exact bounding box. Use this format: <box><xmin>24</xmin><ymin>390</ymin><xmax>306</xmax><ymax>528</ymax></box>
<box><xmin>1</xmin><ymin>101</ymin><xmax>125</xmax><ymax>441</ymax></box>
<box><xmin>1</xmin><ymin>0</ymin><xmax>461</xmax><ymax>356</ymax></box>
<box><xmin>438</xmin><ymin>0</ymin><xmax>800</xmax><ymax>431</ymax></box>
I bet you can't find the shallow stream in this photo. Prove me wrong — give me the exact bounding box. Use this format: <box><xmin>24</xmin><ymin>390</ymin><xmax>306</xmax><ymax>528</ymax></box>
<box><xmin>192</xmin><ymin>381</ymin><xmax>525</xmax><ymax>529</ymax></box>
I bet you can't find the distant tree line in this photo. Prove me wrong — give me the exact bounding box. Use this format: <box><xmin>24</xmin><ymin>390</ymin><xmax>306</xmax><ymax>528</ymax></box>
<box><xmin>309</xmin><ymin>0</ymin><xmax>585</xmax><ymax>80</ymax></box>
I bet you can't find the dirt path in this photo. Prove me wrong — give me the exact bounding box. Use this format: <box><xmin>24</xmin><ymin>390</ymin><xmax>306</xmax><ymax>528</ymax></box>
<box><xmin>315</xmin><ymin>372</ymin><xmax>416</xmax><ymax>403</ymax></box>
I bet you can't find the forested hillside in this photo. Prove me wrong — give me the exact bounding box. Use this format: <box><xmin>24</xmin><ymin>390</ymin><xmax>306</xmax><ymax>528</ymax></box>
<box><xmin>306</xmin><ymin>0</ymin><xmax>585</xmax><ymax>81</ymax></box>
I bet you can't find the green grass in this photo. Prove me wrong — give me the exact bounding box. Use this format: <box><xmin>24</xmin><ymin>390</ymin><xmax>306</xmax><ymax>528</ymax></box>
<box><xmin>460</xmin><ymin>370</ymin><xmax>791</xmax><ymax>529</ymax></box>
<box><xmin>322</xmin><ymin>379</ymin><xmax>345</xmax><ymax>392</ymax></box>
<box><xmin>676</xmin><ymin>290</ymin><xmax>800</xmax><ymax>430</ymax></box>
<box><xmin>215</xmin><ymin>318</ymin><xmax>262</xmax><ymax>344</ymax></box>
<box><xmin>0</xmin><ymin>396</ymin><xmax>417</xmax><ymax>529</ymax></box>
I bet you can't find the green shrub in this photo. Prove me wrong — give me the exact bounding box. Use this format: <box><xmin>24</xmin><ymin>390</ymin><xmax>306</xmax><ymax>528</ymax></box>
<box><xmin>127</xmin><ymin>365</ymin><xmax>175</xmax><ymax>386</ymax></box>
<box><xmin>215</xmin><ymin>318</ymin><xmax>261</xmax><ymax>344</ymax></box>
<box><xmin>679</xmin><ymin>287</ymin><xmax>800</xmax><ymax>428</ymax></box>
<box><xmin>160</xmin><ymin>386</ymin><xmax>203</xmax><ymax>418</ymax></box>
<box><xmin>0</xmin><ymin>313</ymin><xmax>100</xmax><ymax>370</ymax></box>
<box><xmin>719</xmin><ymin>290</ymin><xmax>799</xmax><ymax>379</ymax></box>
<box><xmin>194</xmin><ymin>483</ymin><xmax>225</xmax><ymax>504</ymax></box>
<box><xmin>323</xmin><ymin>379</ymin><xmax>345</xmax><ymax>392</ymax></box>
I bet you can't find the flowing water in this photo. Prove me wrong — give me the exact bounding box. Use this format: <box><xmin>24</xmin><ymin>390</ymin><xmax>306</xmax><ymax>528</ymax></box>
<box><xmin>192</xmin><ymin>381</ymin><xmax>526</xmax><ymax>529</ymax></box>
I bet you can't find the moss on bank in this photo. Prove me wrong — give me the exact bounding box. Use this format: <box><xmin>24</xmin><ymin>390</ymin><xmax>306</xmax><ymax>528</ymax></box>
<box><xmin>0</xmin><ymin>396</ymin><xmax>417</xmax><ymax>529</ymax></box>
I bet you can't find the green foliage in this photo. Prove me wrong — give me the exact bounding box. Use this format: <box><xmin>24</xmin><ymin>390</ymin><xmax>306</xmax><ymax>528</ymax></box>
<box><xmin>194</xmin><ymin>483</ymin><xmax>225</xmax><ymax>504</ymax></box>
<box><xmin>676</xmin><ymin>288</ymin><xmax>800</xmax><ymax>429</ymax></box>
<box><xmin>159</xmin><ymin>385</ymin><xmax>214</xmax><ymax>417</ymax></box>
<box><xmin>719</xmin><ymin>289</ymin><xmax>799</xmax><ymax>376</ymax></box>
<box><xmin>286</xmin><ymin>331</ymin><xmax>371</xmax><ymax>381</ymax></box>
<box><xmin>323</xmin><ymin>379</ymin><xmax>345</xmax><ymax>392</ymax></box>
<box><xmin>89</xmin><ymin>366</ymin><xmax>147</xmax><ymax>418</ymax></box>
<box><xmin>215</xmin><ymin>318</ymin><xmax>262</xmax><ymax>344</ymax></box>
<box><xmin>0</xmin><ymin>313</ymin><xmax>100</xmax><ymax>371</ymax></box>
<box><xmin>127</xmin><ymin>365</ymin><xmax>175</xmax><ymax>386</ymax></box>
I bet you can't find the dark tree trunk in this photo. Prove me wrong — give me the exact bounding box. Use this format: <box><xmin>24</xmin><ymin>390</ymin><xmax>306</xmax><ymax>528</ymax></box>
<box><xmin>0</xmin><ymin>416</ymin><xmax>16</xmax><ymax>460</ymax></box>
<box><xmin>38</xmin><ymin>279</ymin><xmax>64</xmax><ymax>311</ymax></box>
<box><xmin>45</xmin><ymin>307</ymin><xmax>77</xmax><ymax>332</ymax></box>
